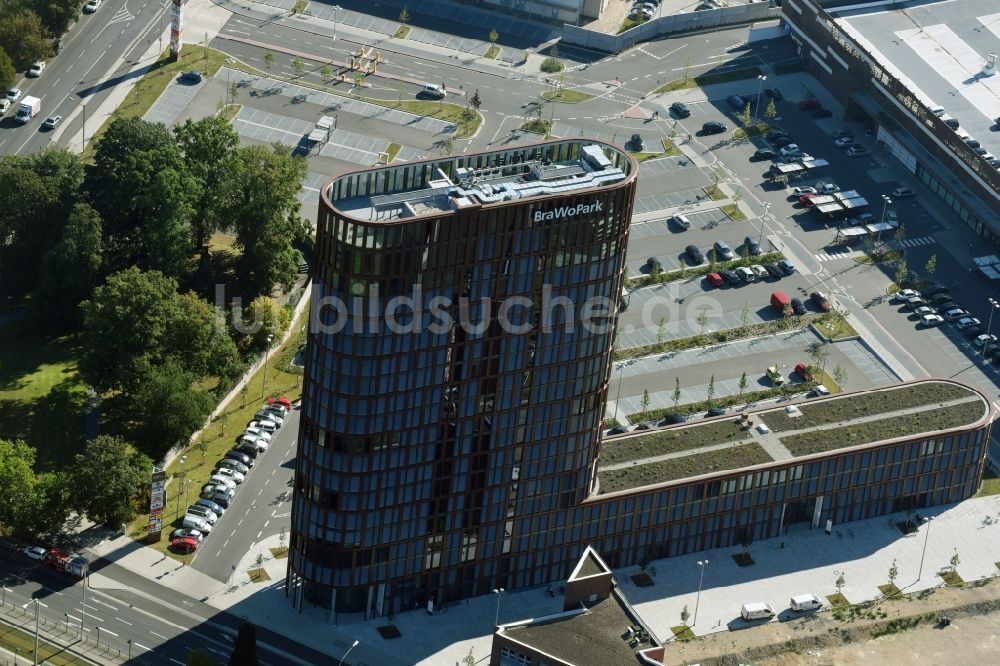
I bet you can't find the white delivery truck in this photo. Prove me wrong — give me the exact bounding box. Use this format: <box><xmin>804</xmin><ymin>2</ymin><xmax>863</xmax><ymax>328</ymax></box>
<box><xmin>15</xmin><ymin>96</ymin><xmax>40</xmax><ymax>124</ymax></box>
<box><xmin>740</xmin><ymin>602</ymin><xmax>775</xmax><ymax>621</ymax></box>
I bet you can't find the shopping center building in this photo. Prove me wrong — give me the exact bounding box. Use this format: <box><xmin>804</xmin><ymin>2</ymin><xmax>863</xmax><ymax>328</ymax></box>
<box><xmin>286</xmin><ymin>137</ymin><xmax>994</xmax><ymax>618</ymax></box>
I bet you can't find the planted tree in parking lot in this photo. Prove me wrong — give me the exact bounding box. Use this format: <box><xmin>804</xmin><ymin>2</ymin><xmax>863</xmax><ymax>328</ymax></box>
<box><xmin>696</xmin><ymin>308</ymin><xmax>709</xmax><ymax>335</ymax></box>
<box><xmin>354</xmin><ymin>72</ymin><xmax>364</xmax><ymax>96</ymax></box>
<box><xmin>489</xmin><ymin>28</ymin><xmax>499</xmax><ymax>48</ymax></box>
<box><xmin>741</xmin><ymin>102</ymin><xmax>752</xmax><ymax>128</ymax></box>
<box><xmin>738</xmin><ymin>372</ymin><xmax>748</xmax><ymax>401</ymax></box>
<box><xmin>657</xmin><ymin>316</ymin><xmax>666</xmax><ymax>345</ymax></box>
<box><xmin>70</xmin><ymin>435</ymin><xmax>152</xmax><ymax>527</ymax></box>
<box><xmin>888</xmin><ymin>559</ymin><xmax>898</xmax><ymax>587</ymax></box>
<box><xmin>741</xmin><ymin>301</ymin><xmax>750</xmax><ymax>328</ymax></box>
<box><xmin>925</xmin><ymin>253</ymin><xmax>938</xmax><ymax>281</ymax></box>
<box><xmin>319</xmin><ymin>64</ymin><xmax>331</xmax><ymax>82</ymax></box>
<box><xmin>707</xmin><ymin>375</ymin><xmax>716</xmax><ymax>407</ymax></box>
<box><xmin>894</xmin><ymin>258</ymin><xmax>909</xmax><ymax>288</ymax></box>
<box><xmin>764</xmin><ymin>98</ymin><xmax>777</xmax><ymax>121</ymax></box>
<box><xmin>470</xmin><ymin>89</ymin><xmax>482</xmax><ymax>113</ymax></box>
<box><xmin>672</xmin><ymin>378</ymin><xmax>681</xmax><ymax>410</ymax></box>
<box><xmin>832</xmin><ymin>366</ymin><xmax>848</xmax><ymax>390</ymax></box>
<box><xmin>398</xmin><ymin>6</ymin><xmax>409</xmax><ymax>26</ymax></box>
<box><xmin>291</xmin><ymin>57</ymin><xmax>305</xmax><ymax>77</ymax></box>
<box><xmin>640</xmin><ymin>389</ymin><xmax>650</xmax><ymax>416</ymax></box>
<box><xmin>895</xmin><ymin>223</ymin><xmax>906</xmax><ymax>246</ymax></box>
<box><xmin>263</xmin><ymin>50</ymin><xmax>274</xmax><ymax>77</ymax></box>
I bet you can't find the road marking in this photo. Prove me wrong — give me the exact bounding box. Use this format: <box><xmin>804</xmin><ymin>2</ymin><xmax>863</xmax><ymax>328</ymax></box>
<box><xmin>150</xmin><ymin>631</ymin><xmax>168</xmax><ymax>640</ymax></box>
<box><xmin>171</xmin><ymin>659</ymin><xmax>184</xmax><ymax>665</ymax></box>
<box><xmin>263</xmin><ymin>521</ymin><xmax>269</xmax><ymax>528</ymax></box>
<box><xmin>93</xmin><ymin>598</ymin><xmax>118</xmax><ymax>611</ymax></box>
<box><xmin>257</xmin><ymin>531</ymin><xmax>262</xmax><ymax>538</ymax></box>
<box><xmin>115</xmin><ymin>617</ymin><xmax>133</xmax><ymax>626</ymax></box>
<box><xmin>238</xmin><ymin>519</ymin><xmax>243</xmax><ymax>526</ymax></box>
<box><xmin>223</xmin><ymin>540</ymin><xmax>229</xmax><ymax>548</ymax></box>
<box><xmin>134</xmin><ymin>642</ymin><xmax>151</xmax><ymax>651</ymax></box>
<box><xmin>208</xmin><ymin>647</ymin><xmax>227</xmax><ymax>656</ymax></box>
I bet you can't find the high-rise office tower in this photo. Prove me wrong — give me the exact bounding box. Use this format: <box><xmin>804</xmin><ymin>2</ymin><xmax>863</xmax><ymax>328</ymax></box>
<box><xmin>288</xmin><ymin>140</ymin><xmax>638</xmax><ymax>616</ymax></box>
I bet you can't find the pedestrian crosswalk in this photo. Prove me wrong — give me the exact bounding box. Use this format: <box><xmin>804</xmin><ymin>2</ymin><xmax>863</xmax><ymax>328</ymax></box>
<box><xmin>898</xmin><ymin>236</ymin><xmax>936</xmax><ymax>248</ymax></box>
<box><xmin>814</xmin><ymin>247</ymin><xmax>860</xmax><ymax>262</ymax></box>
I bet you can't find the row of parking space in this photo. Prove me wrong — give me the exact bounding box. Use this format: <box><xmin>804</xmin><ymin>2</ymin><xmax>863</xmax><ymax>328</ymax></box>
<box><xmin>234</xmin><ymin>107</ymin><xmax>313</xmax><ymax>145</ymax></box>
<box><xmin>143</xmin><ymin>77</ymin><xmax>203</xmax><ymax>127</ymax></box>
<box><xmin>633</xmin><ymin>186</ymin><xmax>713</xmax><ymax>214</ymax></box>
<box><xmin>618</xmin><ymin>327</ymin><xmax>816</xmax><ymax>370</ymax></box>
<box><xmin>637</xmin><ymin>155</ymin><xmax>694</xmax><ymax>176</ymax></box>
<box><xmin>617</xmin><ymin>306</ymin><xmax>771</xmax><ymax>349</ymax></box>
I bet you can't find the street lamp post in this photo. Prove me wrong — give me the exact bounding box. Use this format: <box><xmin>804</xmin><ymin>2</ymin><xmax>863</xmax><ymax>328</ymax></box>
<box><xmin>877</xmin><ymin>195</ymin><xmax>892</xmax><ymax>246</ymax></box>
<box><xmin>613</xmin><ymin>364</ymin><xmax>624</xmax><ymax>425</ymax></box>
<box><xmin>2</xmin><ymin>585</ymin><xmax>10</xmax><ymax>607</ymax></box>
<box><xmin>22</xmin><ymin>598</ymin><xmax>47</xmax><ymax>665</ymax></box>
<box><xmin>261</xmin><ymin>334</ymin><xmax>274</xmax><ymax>398</ymax></box>
<box><xmin>338</xmin><ymin>639</ymin><xmax>359</xmax><ymax>666</ymax></box>
<box><xmin>758</xmin><ymin>202</ymin><xmax>770</xmax><ymax>248</ymax></box>
<box><xmin>176</xmin><ymin>456</ymin><xmax>187</xmax><ymax>517</ymax></box>
<box><xmin>917</xmin><ymin>516</ymin><xmax>933</xmax><ymax>582</ymax></box>
<box><xmin>752</xmin><ymin>74</ymin><xmax>767</xmax><ymax>125</ymax></box>
<box><xmin>984</xmin><ymin>298</ymin><xmax>1000</xmax><ymax>354</ymax></box>
<box><xmin>332</xmin><ymin>5</ymin><xmax>341</xmax><ymax>44</ymax></box>
<box><xmin>693</xmin><ymin>560</ymin><xmax>708</xmax><ymax>626</ymax></box>
<box><xmin>128</xmin><ymin>639</ymin><xmax>133</xmax><ymax>660</ymax></box>
<box><xmin>493</xmin><ymin>587</ymin><xmax>505</xmax><ymax>628</ymax></box>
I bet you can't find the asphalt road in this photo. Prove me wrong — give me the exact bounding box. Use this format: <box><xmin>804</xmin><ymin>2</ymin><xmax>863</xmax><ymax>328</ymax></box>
<box><xmin>189</xmin><ymin>409</ymin><xmax>297</xmax><ymax>582</ymax></box>
<box><xmin>0</xmin><ymin>0</ymin><xmax>170</xmax><ymax>155</ymax></box>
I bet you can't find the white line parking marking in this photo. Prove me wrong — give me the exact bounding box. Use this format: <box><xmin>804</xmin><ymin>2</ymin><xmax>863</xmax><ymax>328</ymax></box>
<box><xmin>151</xmin><ymin>631</ymin><xmax>168</xmax><ymax>639</ymax></box>
<box><xmin>115</xmin><ymin>617</ymin><xmax>133</xmax><ymax>626</ymax></box>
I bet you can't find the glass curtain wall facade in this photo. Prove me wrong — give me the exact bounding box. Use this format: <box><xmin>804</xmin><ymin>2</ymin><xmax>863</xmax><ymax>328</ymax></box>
<box><xmin>290</xmin><ymin>140</ymin><xmax>638</xmax><ymax>615</ymax></box>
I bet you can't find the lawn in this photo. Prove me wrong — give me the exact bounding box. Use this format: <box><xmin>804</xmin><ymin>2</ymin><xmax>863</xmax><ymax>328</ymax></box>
<box><xmin>0</xmin><ymin>622</ymin><xmax>90</xmax><ymax>665</ymax></box>
<box><xmin>813</xmin><ymin>314</ymin><xmax>857</xmax><ymax>340</ymax></box>
<box><xmin>670</xmin><ymin>625</ymin><xmax>695</xmax><ymax>641</ymax></box>
<box><xmin>520</xmin><ymin>118</ymin><xmax>551</xmax><ymax>135</ymax></box>
<box><xmin>779</xmin><ymin>401</ymin><xmax>986</xmax><ymax>457</ymax></box>
<box><xmin>484</xmin><ymin>45</ymin><xmax>500</xmax><ymax>59</ymax></box>
<box><xmin>661</xmin><ymin>138</ymin><xmax>681</xmax><ymax>156</ymax></box>
<box><xmin>0</xmin><ymin>325</ymin><xmax>87</xmax><ymax>471</ymax></box>
<box><xmin>826</xmin><ymin>592</ymin><xmax>849</xmax><ymax>607</ymax></box>
<box><xmin>541</xmin><ymin>89</ymin><xmax>593</xmax><ymax>103</ymax></box>
<box><xmin>763</xmin><ymin>381</ymin><xmax>975</xmax><ymax>433</ymax></box>
<box><xmin>385</xmin><ymin>142</ymin><xmax>403</xmax><ymax>163</ymax></box>
<box><xmin>127</xmin><ymin>313</ymin><xmax>308</xmax><ymax>563</ymax></box>
<box><xmin>703</xmin><ymin>184</ymin><xmax>726</xmax><ymax>200</ymax></box>
<box><xmin>394</xmin><ymin>25</ymin><xmax>410</xmax><ymax>39</ymax></box>
<box><xmin>721</xmin><ymin>203</ymin><xmax>745</xmax><ymax>221</ymax></box>
<box><xmin>976</xmin><ymin>469</ymin><xmax>1000</xmax><ymax>497</ymax></box>
<box><xmin>939</xmin><ymin>570</ymin><xmax>964</xmax><ymax>587</ymax></box>
<box><xmin>599</xmin><ymin>421</ymin><xmax>748</xmax><ymax>466</ymax></box>
<box><xmin>598</xmin><ymin>443</ymin><xmax>773</xmax><ymax>493</ymax></box>
<box><xmin>655</xmin><ymin>67</ymin><xmax>763</xmax><ymax>94</ymax></box>
<box><xmin>878</xmin><ymin>583</ymin><xmax>902</xmax><ymax>599</ymax></box>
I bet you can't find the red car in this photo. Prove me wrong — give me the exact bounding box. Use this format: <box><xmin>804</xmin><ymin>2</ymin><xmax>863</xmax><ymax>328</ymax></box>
<box><xmin>810</xmin><ymin>292</ymin><xmax>832</xmax><ymax>312</ymax></box>
<box><xmin>798</xmin><ymin>99</ymin><xmax>821</xmax><ymax>111</ymax></box>
<box><xmin>794</xmin><ymin>363</ymin><xmax>816</xmax><ymax>381</ymax></box>
<box><xmin>170</xmin><ymin>536</ymin><xmax>199</xmax><ymax>554</ymax></box>
<box><xmin>268</xmin><ymin>396</ymin><xmax>293</xmax><ymax>411</ymax></box>
<box><xmin>798</xmin><ymin>193</ymin><xmax>817</xmax><ymax>205</ymax></box>
<box><xmin>707</xmin><ymin>272</ymin><xmax>724</xmax><ymax>287</ymax></box>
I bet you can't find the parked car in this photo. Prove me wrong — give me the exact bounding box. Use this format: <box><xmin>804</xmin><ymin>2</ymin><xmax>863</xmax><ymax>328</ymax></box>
<box><xmin>244</xmin><ymin>426</ymin><xmax>272</xmax><ymax>442</ymax></box>
<box><xmin>903</xmin><ymin>296</ymin><xmax>926</xmax><ymax>310</ymax></box>
<box><xmin>778</xmin><ymin>259</ymin><xmax>796</xmax><ymax>275</ymax></box>
<box><xmin>752</xmin><ymin>148</ymin><xmax>777</xmax><ymax>161</ymax></box>
<box><xmin>213</xmin><ymin>467</ymin><xmax>244</xmax><ymax>484</ymax></box>
<box><xmin>918</xmin><ymin>313</ymin><xmax>944</xmax><ymax>328</ymax></box>
<box><xmin>218</xmin><ymin>459</ymin><xmax>249</xmax><ymax>475</ymax></box>
<box><xmin>171</xmin><ymin>536</ymin><xmax>199</xmax><ymax>554</ymax></box>
<box><xmin>268</xmin><ymin>396</ymin><xmax>293</xmax><ymax>411</ymax></box>
<box><xmin>936</xmin><ymin>301</ymin><xmax>960</xmax><ymax>314</ymax></box>
<box><xmin>658</xmin><ymin>413</ymin><xmax>687</xmax><ymax>425</ymax></box>
<box><xmin>798</xmin><ymin>99</ymin><xmax>821</xmax><ymax>111</ymax></box>
<box><xmin>224</xmin><ymin>450</ymin><xmax>254</xmax><ymax>467</ymax></box>
<box><xmin>713</xmin><ymin>240</ymin><xmax>734</xmax><ymax>261</ymax></box>
<box><xmin>765</xmin><ymin>366</ymin><xmax>784</xmax><ymax>386</ymax></box>
<box><xmin>187</xmin><ymin>504</ymin><xmax>219</xmax><ymax>523</ymax></box>
<box><xmin>182</xmin><ymin>516</ymin><xmax>211</xmax><ymax>533</ymax></box>
<box><xmin>239</xmin><ymin>434</ymin><xmax>268</xmax><ymax>451</ymax></box>
<box><xmin>764</xmin><ymin>262</ymin><xmax>783</xmax><ymax>279</ymax></box>
<box><xmin>975</xmin><ymin>334</ymin><xmax>998</xmax><ymax>347</ymax></box>
<box><xmin>27</xmin><ymin>61</ymin><xmax>46</xmax><ymax>77</ymax></box>
<box><xmin>200</xmin><ymin>491</ymin><xmax>231</xmax><ymax>508</ymax></box>
<box><xmin>647</xmin><ymin>256</ymin><xmax>663</xmax><ymax>273</ymax></box>
<box><xmin>670</xmin><ymin>101</ymin><xmax>691</xmax><ymax>118</ymax></box>
<box><xmin>891</xmin><ymin>186</ymin><xmax>916</xmax><ymax>198</ymax></box>
<box><xmin>719</xmin><ymin>268</ymin><xmax>741</xmax><ymax>285</ymax></box>
<box><xmin>630</xmin><ymin>133</ymin><xmax>644</xmax><ymax>151</ymax></box>
<box><xmin>255</xmin><ymin>408</ymin><xmax>284</xmax><ymax>426</ymax></box>
<box><xmin>702</xmin><ymin>121</ymin><xmax>727</xmax><ymax>135</ymax></box>
<box><xmin>743</xmin><ymin>236</ymin><xmax>761</xmax><ymax>256</ymax></box>
<box><xmin>6</xmin><ymin>88</ymin><xmax>22</xmax><ymax>103</ymax></box>
<box><xmin>794</xmin><ymin>363</ymin><xmax>815</xmax><ymax>381</ymax></box>
<box><xmin>847</xmin><ymin>145</ymin><xmax>871</xmax><ymax>158</ymax></box>
<box><xmin>685</xmin><ymin>245</ymin><xmax>704</xmax><ymax>264</ymax></box>
<box><xmin>750</xmin><ymin>264</ymin><xmax>768</xmax><ymax>279</ymax></box>
<box><xmin>607</xmin><ymin>425</ymin><xmax>629</xmax><ymax>435</ymax></box>
<box><xmin>772</xmin><ymin>136</ymin><xmax>794</xmax><ymax>147</ymax></box>
<box><xmin>790</xmin><ymin>594</ymin><xmax>823</xmax><ymax>612</ymax></box>
<box><xmin>208</xmin><ymin>474</ymin><xmax>238</xmax><ymax>490</ymax></box>
<box><xmin>912</xmin><ymin>306</ymin><xmax>935</xmax><ymax>319</ymax></box>
<box><xmin>706</xmin><ymin>272</ymin><xmax>724</xmax><ymax>287</ymax></box>
<box><xmin>180</xmin><ymin>70</ymin><xmax>203</xmax><ymax>83</ymax></box>
<box><xmin>236</xmin><ymin>443</ymin><xmax>261</xmax><ymax>459</ymax></box>
<box><xmin>891</xmin><ymin>288</ymin><xmax>921</xmax><ymax>303</ymax></box>
<box><xmin>741</xmin><ymin>602</ymin><xmax>776</xmax><ymax>621</ymax></box>
<box><xmin>669</xmin><ymin>214</ymin><xmax>691</xmax><ymax>230</ymax></box>
<box><xmin>248</xmin><ymin>418</ymin><xmax>278</xmax><ymax>433</ymax></box>
<box><xmin>798</xmin><ymin>193</ymin><xmax>817</xmax><ymax>206</ymax></box>
<box><xmin>956</xmin><ymin>317</ymin><xmax>982</xmax><ymax>330</ymax></box>
<box><xmin>83</xmin><ymin>0</ymin><xmax>102</xmax><ymax>12</ymax></box>
<box><xmin>790</xmin><ymin>298</ymin><xmax>807</xmax><ymax>315</ymax></box>
<box><xmin>24</xmin><ymin>546</ymin><xmax>47</xmax><ymax>560</ymax></box>
<box><xmin>727</xmin><ymin>95</ymin><xmax>749</xmax><ymax>111</ymax></box>
<box><xmin>928</xmin><ymin>293</ymin><xmax>952</xmax><ymax>305</ymax></box>
<box><xmin>766</xmin><ymin>129</ymin><xmax>789</xmax><ymax>140</ymax></box>
<box><xmin>706</xmin><ymin>406</ymin><xmax>727</xmax><ymax>417</ymax></box>
<box><xmin>810</xmin><ymin>292</ymin><xmax>831</xmax><ymax>311</ymax></box>
<box><xmin>736</xmin><ymin>266</ymin><xmax>755</xmax><ymax>282</ymax></box>
<box><xmin>171</xmin><ymin>528</ymin><xmax>204</xmax><ymax>542</ymax></box>
<box><xmin>922</xmin><ymin>284</ymin><xmax>949</xmax><ymax>297</ymax></box>
<box><xmin>196</xmin><ymin>498</ymin><xmax>226</xmax><ymax>515</ymax></box>
<box><xmin>41</xmin><ymin>115</ymin><xmax>61</xmax><ymax>130</ymax></box>
<box><xmin>201</xmin><ymin>482</ymin><xmax>234</xmax><ymax>498</ymax></box>
<box><xmin>964</xmin><ymin>326</ymin><xmax>984</xmax><ymax>338</ymax></box>
<box><xmin>944</xmin><ymin>308</ymin><xmax>968</xmax><ymax>321</ymax></box>
<box><xmin>792</xmin><ymin>186</ymin><xmax>817</xmax><ymax>196</ymax></box>
<box><xmin>834</xmin><ymin>136</ymin><xmax>854</xmax><ymax>147</ymax></box>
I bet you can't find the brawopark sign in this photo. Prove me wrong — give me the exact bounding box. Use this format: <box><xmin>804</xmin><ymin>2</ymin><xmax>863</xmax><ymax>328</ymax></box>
<box><xmin>533</xmin><ymin>201</ymin><xmax>603</xmax><ymax>222</ymax></box>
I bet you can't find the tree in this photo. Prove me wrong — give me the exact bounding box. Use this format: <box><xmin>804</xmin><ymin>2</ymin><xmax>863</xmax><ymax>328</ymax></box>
<box><xmin>835</xmin><ymin>572</ymin><xmax>846</xmax><ymax>593</ymax></box>
<box><xmin>741</xmin><ymin>101</ymin><xmax>752</xmax><ymax>127</ymax></box>
<box><xmin>470</xmin><ymin>89</ymin><xmax>482</xmax><ymax>113</ymax></box>
<box><xmin>489</xmin><ymin>28</ymin><xmax>499</xmax><ymax>46</ymax></box>
<box><xmin>128</xmin><ymin>359</ymin><xmax>215</xmax><ymax>459</ymax></box>
<box><xmin>291</xmin><ymin>57</ymin><xmax>305</xmax><ymax>77</ymax></box>
<box><xmin>738</xmin><ymin>372</ymin><xmax>748</xmax><ymax>401</ymax></box>
<box><xmin>354</xmin><ymin>72</ymin><xmax>364</xmax><ymax>96</ymax></box>
<box><xmin>707</xmin><ymin>375</ymin><xmax>716</xmax><ymax>407</ymax></box>
<box><xmin>319</xmin><ymin>64</ymin><xmax>331</xmax><ymax>82</ymax></box>
<box><xmin>187</xmin><ymin>649</ymin><xmax>216</xmax><ymax>666</ymax></box>
<box><xmin>70</xmin><ymin>436</ymin><xmax>152</xmax><ymax>527</ymax></box>
<box><xmin>31</xmin><ymin>202</ymin><xmax>103</xmax><ymax>330</ymax></box>
<box><xmin>894</xmin><ymin>258</ymin><xmax>909</xmax><ymax>288</ymax></box>
<box><xmin>0</xmin><ymin>11</ymin><xmax>52</xmax><ymax>69</ymax></box>
<box><xmin>950</xmin><ymin>549</ymin><xmax>960</xmax><ymax>569</ymax></box>
<box><xmin>79</xmin><ymin>268</ymin><xmax>183</xmax><ymax>394</ymax></box>
<box><xmin>656</xmin><ymin>316</ymin><xmax>666</xmax><ymax>345</ymax></box>
<box><xmin>166</xmin><ymin>291</ymin><xmax>241</xmax><ymax>380</ymax></box>
<box><xmin>741</xmin><ymin>301</ymin><xmax>750</xmax><ymax>329</ymax></box>
<box><xmin>708</xmin><ymin>252</ymin><xmax>717</xmax><ymax>274</ymax></box>
<box><xmin>398</xmin><ymin>6</ymin><xmax>409</xmax><ymax>25</ymax></box>
<box><xmin>25</xmin><ymin>472</ymin><xmax>73</xmax><ymax>537</ymax></box>
<box><xmin>925</xmin><ymin>253</ymin><xmax>938</xmax><ymax>281</ymax></box>
<box><xmin>462</xmin><ymin>649</ymin><xmax>475</xmax><ymax>666</ymax></box>
<box><xmin>0</xmin><ymin>439</ymin><xmax>38</xmax><ymax>535</ymax></box>
<box><xmin>442</xmin><ymin>136</ymin><xmax>454</xmax><ymax>156</ymax></box>
<box><xmin>697</xmin><ymin>308</ymin><xmax>709</xmax><ymax>335</ymax></box>
<box><xmin>894</xmin><ymin>222</ymin><xmax>906</xmax><ymax>246</ymax></box>
<box><xmin>806</xmin><ymin>341</ymin><xmax>828</xmax><ymax>373</ymax></box>
<box><xmin>33</xmin><ymin>0</ymin><xmax>81</xmax><ymax>38</ymax></box>
<box><xmin>680</xmin><ymin>604</ymin><xmax>690</xmax><ymax>625</ymax></box>
<box><xmin>228</xmin><ymin>82</ymin><xmax>238</xmax><ymax>106</ymax></box>
<box><xmin>764</xmin><ymin>98</ymin><xmax>777</xmax><ymax>121</ymax></box>
<box><xmin>640</xmin><ymin>389</ymin><xmax>650</xmax><ymax>415</ymax></box>
<box><xmin>263</xmin><ymin>50</ymin><xmax>274</xmax><ymax>77</ymax></box>
<box><xmin>174</xmin><ymin>116</ymin><xmax>240</xmax><ymax>250</ymax></box>
<box><xmin>217</xmin><ymin>144</ymin><xmax>308</xmax><ymax>294</ymax></box>
<box><xmin>888</xmin><ymin>559</ymin><xmax>898</xmax><ymax>587</ymax></box>
<box><xmin>228</xmin><ymin>622</ymin><xmax>260</xmax><ymax>666</ymax></box>
<box><xmin>832</xmin><ymin>365</ymin><xmax>848</xmax><ymax>389</ymax></box>
<box><xmin>0</xmin><ymin>46</ymin><xmax>14</xmax><ymax>89</ymax></box>
<box><xmin>672</xmin><ymin>377</ymin><xmax>681</xmax><ymax>410</ymax></box>
<box><xmin>253</xmin><ymin>552</ymin><xmax>265</xmax><ymax>569</ymax></box>
<box><xmin>278</xmin><ymin>527</ymin><xmax>287</xmax><ymax>549</ymax></box>
<box><xmin>239</xmin><ymin>295</ymin><xmax>291</xmax><ymax>352</ymax></box>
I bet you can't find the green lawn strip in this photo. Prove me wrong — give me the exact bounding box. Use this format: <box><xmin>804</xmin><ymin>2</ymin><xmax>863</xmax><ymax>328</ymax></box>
<box><xmin>812</xmin><ymin>314</ymin><xmax>857</xmax><ymax>340</ymax></box>
<box><xmin>599</xmin><ymin>442</ymin><xmax>773</xmax><ymax>493</ymax></box>
<box><xmin>520</xmin><ymin>118</ymin><xmax>551</xmax><ymax>135</ymax></box>
<box><xmin>632</xmin><ymin>152</ymin><xmax>664</xmax><ymax>162</ymax></box>
<box><xmin>541</xmin><ymin>88</ymin><xmax>593</xmax><ymax>103</ymax></box>
<box><xmin>939</xmin><ymin>570</ymin><xmax>964</xmax><ymax>587</ymax></box>
<box><xmin>0</xmin><ymin>622</ymin><xmax>88</xmax><ymax>665</ymax></box>
<box><xmin>85</xmin><ymin>47</ymin><xmax>231</xmax><ymax>160</ymax></box>
<box><xmin>878</xmin><ymin>583</ymin><xmax>902</xmax><ymax>599</ymax></box>
<box><xmin>721</xmin><ymin>203</ymin><xmax>746</xmax><ymax>221</ymax></box>
<box><xmin>385</xmin><ymin>142</ymin><xmax>403</xmax><ymax>162</ymax></box>
<box><xmin>976</xmin><ymin>469</ymin><xmax>1000</xmax><ymax>497</ymax></box>
<box><xmin>618</xmin><ymin>314</ymin><xmax>823</xmax><ymax>362</ymax></box>
<box><xmin>394</xmin><ymin>25</ymin><xmax>411</xmax><ymax>39</ymax></box>
<box><xmin>127</xmin><ymin>314</ymin><xmax>308</xmax><ymax>562</ymax></box>
<box><xmin>661</xmin><ymin>138</ymin><xmax>681</xmax><ymax>156</ymax></box>
<box><xmin>292</xmin><ymin>0</ymin><xmax>308</xmax><ymax>12</ymax></box>
<box><xmin>670</xmin><ymin>625</ymin><xmax>695</xmax><ymax>641</ymax></box>
<box><xmin>703</xmin><ymin>184</ymin><xmax>726</xmax><ymax>200</ymax></box>
<box><xmin>763</xmin><ymin>382</ymin><xmax>975</xmax><ymax>433</ymax></box>
<box><xmin>826</xmin><ymin>593</ymin><xmax>849</xmax><ymax>607</ymax></box>
<box><xmin>247</xmin><ymin>568</ymin><xmax>272</xmax><ymax>583</ymax></box>
<box><xmin>600</xmin><ymin>421</ymin><xmax>748</xmax><ymax>466</ymax></box>
<box><xmin>779</xmin><ymin>401</ymin><xmax>985</xmax><ymax>458</ymax></box>
<box><xmin>655</xmin><ymin>67</ymin><xmax>763</xmax><ymax>94</ymax></box>
<box><xmin>484</xmin><ymin>45</ymin><xmax>500</xmax><ymax>59</ymax></box>
<box><xmin>618</xmin><ymin>17</ymin><xmax>646</xmax><ymax>34</ymax></box>
<box><xmin>270</xmin><ymin>546</ymin><xmax>289</xmax><ymax>559</ymax></box>
<box><xmin>733</xmin><ymin>123</ymin><xmax>771</xmax><ymax>139</ymax></box>
<box><xmin>0</xmin><ymin>326</ymin><xmax>87</xmax><ymax>470</ymax></box>
<box><xmin>219</xmin><ymin>103</ymin><xmax>241</xmax><ymax>123</ymax></box>
<box><xmin>624</xmin><ymin>251</ymin><xmax>784</xmax><ymax>290</ymax></box>
<box><xmin>629</xmin><ymin>381</ymin><xmax>819</xmax><ymax>425</ymax></box>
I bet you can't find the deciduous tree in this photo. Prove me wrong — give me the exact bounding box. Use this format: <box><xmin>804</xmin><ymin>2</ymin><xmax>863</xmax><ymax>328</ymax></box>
<box><xmin>239</xmin><ymin>295</ymin><xmax>291</xmax><ymax>352</ymax></box>
<box><xmin>0</xmin><ymin>46</ymin><xmax>14</xmax><ymax>89</ymax></box>
<box><xmin>0</xmin><ymin>439</ymin><xmax>37</xmax><ymax>535</ymax></box>
<box><xmin>173</xmin><ymin>116</ymin><xmax>240</xmax><ymax>250</ymax></box>
<box><xmin>228</xmin><ymin>621</ymin><xmax>260</xmax><ymax>666</ymax></box>
<box><xmin>128</xmin><ymin>359</ymin><xmax>215</xmax><ymax>459</ymax></box>
<box><xmin>70</xmin><ymin>435</ymin><xmax>152</xmax><ymax>527</ymax></box>
<box><xmin>0</xmin><ymin>10</ymin><xmax>52</xmax><ymax>69</ymax></box>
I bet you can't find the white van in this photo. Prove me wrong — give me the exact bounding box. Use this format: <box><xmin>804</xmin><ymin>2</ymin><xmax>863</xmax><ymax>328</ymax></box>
<box><xmin>778</xmin><ymin>144</ymin><xmax>801</xmax><ymax>157</ymax></box>
<box><xmin>790</xmin><ymin>594</ymin><xmax>823</xmax><ymax>612</ymax></box>
<box><xmin>740</xmin><ymin>602</ymin><xmax>775</xmax><ymax>621</ymax></box>
<box><xmin>929</xmin><ymin>105</ymin><xmax>945</xmax><ymax>117</ymax></box>
<box><xmin>422</xmin><ymin>83</ymin><xmax>446</xmax><ymax>99</ymax></box>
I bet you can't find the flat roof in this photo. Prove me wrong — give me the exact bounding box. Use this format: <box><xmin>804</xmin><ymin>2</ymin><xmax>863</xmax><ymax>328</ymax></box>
<box><xmin>833</xmin><ymin>1</ymin><xmax>1000</xmax><ymax>156</ymax></box>
<box><xmin>596</xmin><ymin>380</ymin><xmax>990</xmax><ymax>495</ymax></box>
<box><xmin>325</xmin><ymin>140</ymin><xmax>634</xmax><ymax>222</ymax></box>
<box><xmin>502</xmin><ymin>593</ymin><xmax>651</xmax><ymax>666</ymax></box>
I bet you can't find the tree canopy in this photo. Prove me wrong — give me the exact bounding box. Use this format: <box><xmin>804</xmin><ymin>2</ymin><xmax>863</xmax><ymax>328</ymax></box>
<box><xmin>0</xmin><ymin>439</ymin><xmax>38</xmax><ymax>535</ymax></box>
<box><xmin>173</xmin><ymin>116</ymin><xmax>240</xmax><ymax>249</ymax></box>
<box><xmin>0</xmin><ymin>8</ymin><xmax>52</xmax><ymax>69</ymax></box>
<box><xmin>128</xmin><ymin>359</ymin><xmax>215</xmax><ymax>459</ymax></box>
<box><xmin>70</xmin><ymin>435</ymin><xmax>152</xmax><ymax>527</ymax></box>
<box><xmin>228</xmin><ymin>622</ymin><xmax>260</xmax><ymax>666</ymax></box>
<box><xmin>32</xmin><ymin>202</ymin><xmax>103</xmax><ymax>330</ymax></box>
